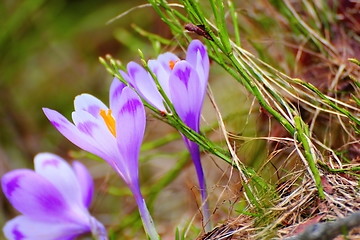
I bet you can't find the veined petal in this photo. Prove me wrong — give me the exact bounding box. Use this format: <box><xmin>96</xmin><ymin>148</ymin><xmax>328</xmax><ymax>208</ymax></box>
<box><xmin>109</xmin><ymin>78</ymin><xmax>126</xmax><ymax>111</ymax></box>
<box><xmin>72</xmin><ymin>161</ymin><xmax>94</xmax><ymax>208</ymax></box>
<box><xmin>185</xmin><ymin>40</ymin><xmax>209</xmax><ymax>97</ymax></box>
<box><xmin>71</xmin><ymin>110</ymin><xmax>119</xmax><ymax>166</ymax></box>
<box><xmin>109</xmin><ymin>78</ymin><xmax>126</xmax><ymax>109</ymax></box>
<box><xmin>112</xmin><ymin>87</ymin><xmax>145</xmax><ymax>184</ymax></box>
<box><xmin>126</xmin><ymin>61</ymin><xmax>166</xmax><ymax>112</ymax></box>
<box><xmin>3</xmin><ymin>215</ymin><xmax>90</xmax><ymax>240</ymax></box>
<box><xmin>34</xmin><ymin>153</ymin><xmax>85</xmax><ymax>213</ymax></box>
<box><xmin>169</xmin><ymin>61</ymin><xmax>202</xmax><ymax>131</ymax></box>
<box><xmin>74</xmin><ymin>94</ymin><xmax>108</xmax><ymax>119</ymax></box>
<box><xmin>42</xmin><ymin>108</ymin><xmax>104</xmax><ymax>159</ymax></box>
<box><xmin>1</xmin><ymin>170</ymin><xmax>72</xmax><ymax>222</ymax></box>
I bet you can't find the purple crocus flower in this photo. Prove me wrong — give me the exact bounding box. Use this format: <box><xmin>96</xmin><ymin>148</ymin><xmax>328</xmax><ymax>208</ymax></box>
<box><xmin>43</xmin><ymin>80</ymin><xmax>159</xmax><ymax>239</ymax></box>
<box><xmin>1</xmin><ymin>153</ymin><xmax>106</xmax><ymax>240</ymax></box>
<box><xmin>120</xmin><ymin>40</ymin><xmax>211</xmax><ymax>228</ymax></box>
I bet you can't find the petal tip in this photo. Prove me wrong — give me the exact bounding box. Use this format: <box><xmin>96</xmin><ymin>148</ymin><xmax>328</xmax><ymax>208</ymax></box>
<box><xmin>34</xmin><ymin>153</ymin><xmax>63</xmax><ymax>170</ymax></box>
<box><xmin>2</xmin><ymin>173</ymin><xmax>22</xmax><ymax>197</ymax></box>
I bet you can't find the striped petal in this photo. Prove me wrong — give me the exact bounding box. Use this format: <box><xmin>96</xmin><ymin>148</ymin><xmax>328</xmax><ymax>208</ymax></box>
<box><xmin>42</xmin><ymin>108</ymin><xmax>101</xmax><ymax>158</ymax></box>
<box><xmin>109</xmin><ymin>78</ymin><xmax>126</xmax><ymax>111</ymax></box>
<box><xmin>169</xmin><ymin>61</ymin><xmax>202</xmax><ymax>131</ymax></box>
<box><xmin>71</xmin><ymin>110</ymin><xmax>119</xmax><ymax>166</ymax></box>
<box><xmin>113</xmin><ymin>87</ymin><xmax>145</xmax><ymax>185</ymax></box>
<box><xmin>3</xmin><ymin>215</ymin><xmax>89</xmax><ymax>240</ymax></box>
<box><xmin>185</xmin><ymin>40</ymin><xmax>209</xmax><ymax>99</ymax></box>
<box><xmin>1</xmin><ymin>170</ymin><xmax>72</xmax><ymax>222</ymax></box>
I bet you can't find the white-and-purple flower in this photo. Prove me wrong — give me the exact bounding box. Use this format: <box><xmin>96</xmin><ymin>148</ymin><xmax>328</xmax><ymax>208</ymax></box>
<box><xmin>43</xmin><ymin>80</ymin><xmax>159</xmax><ymax>239</ymax></box>
<box><xmin>120</xmin><ymin>40</ymin><xmax>211</xmax><ymax>228</ymax></box>
<box><xmin>1</xmin><ymin>153</ymin><xmax>106</xmax><ymax>240</ymax></box>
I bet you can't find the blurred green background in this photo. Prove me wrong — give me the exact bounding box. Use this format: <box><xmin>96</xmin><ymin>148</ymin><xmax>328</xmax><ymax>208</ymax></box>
<box><xmin>0</xmin><ymin>0</ymin><xmax>161</xmax><ymax>169</ymax></box>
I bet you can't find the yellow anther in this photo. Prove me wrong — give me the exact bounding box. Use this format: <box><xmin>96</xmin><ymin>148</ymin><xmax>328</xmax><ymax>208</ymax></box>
<box><xmin>100</xmin><ymin>109</ymin><xmax>116</xmax><ymax>137</ymax></box>
<box><xmin>169</xmin><ymin>60</ymin><xmax>179</xmax><ymax>70</ymax></box>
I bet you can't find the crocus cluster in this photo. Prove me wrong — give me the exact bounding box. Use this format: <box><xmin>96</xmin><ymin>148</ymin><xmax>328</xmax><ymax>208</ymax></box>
<box><xmin>2</xmin><ymin>39</ymin><xmax>210</xmax><ymax>239</ymax></box>
<box><xmin>43</xmin><ymin>80</ymin><xmax>159</xmax><ymax>239</ymax></box>
<box><xmin>120</xmin><ymin>40</ymin><xmax>210</xmax><ymax>227</ymax></box>
<box><xmin>1</xmin><ymin>153</ymin><xmax>106</xmax><ymax>240</ymax></box>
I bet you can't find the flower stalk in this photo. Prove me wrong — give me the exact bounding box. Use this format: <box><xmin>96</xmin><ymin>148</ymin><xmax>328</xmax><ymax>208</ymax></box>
<box><xmin>43</xmin><ymin>80</ymin><xmax>160</xmax><ymax>239</ymax></box>
<box><xmin>132</xmin><ymin>186</ymin><xmax>160</xmax><ymax>240</ymax></box>
<box><xmin>186</xmin><ymin>140</ymin><xmax>210</xmax><ymax>229</ymax></box>
<box><xmin>119</xmin><ymin>40</ymin><xmax>212</xmax><ymax>230</ymax></box>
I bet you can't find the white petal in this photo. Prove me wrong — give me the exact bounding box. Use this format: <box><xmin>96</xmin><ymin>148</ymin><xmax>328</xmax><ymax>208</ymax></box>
<box><xmin>74</xmin><ymin>94</ymin><xmax>108</xmax><ymax>119</ymax></box>
<box><xmin>71</xmin><ymin>110</ymin><xmax>119</xmax><ymax>168</ymax></box>
<box><xmin>34</xmin><ymin>153</ymin><xmax>86</xmax><ymax>214</ymax></box>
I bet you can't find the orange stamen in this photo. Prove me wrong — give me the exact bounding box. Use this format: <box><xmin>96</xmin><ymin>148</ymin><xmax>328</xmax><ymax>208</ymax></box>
<box><xmin>100</xmin><ymin>109</ymin><xmax>116</xmax><ymax>137</ymax></box>
<box><xmin>169</xmin><ymin>60</ymin><xmax>179</xmax><ymax>70</ymax></box>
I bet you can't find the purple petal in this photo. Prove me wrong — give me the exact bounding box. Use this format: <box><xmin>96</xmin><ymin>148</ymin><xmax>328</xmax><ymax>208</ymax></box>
<box><xmin>3</xmin><ymin>215</ymin><xmax>90</xmax><ymax>240</ymax></box>
<box><xmin>72</xmin><ymin>161</ymin><xmax>94</xmax><ymax>208</ymax></box>
<box><xmin>71</xmin><ymin>110</ymin><xmax>120</xmax><ymax>167</ymax></box>
<box><xmin>109</xmin><ymin>78</ymin><xmax>126</xmax><ymax>111</ymax></box>
<box><xmin>1</xmin><ymin>169</ymin><xmax>71</xmax><ymax>221</ymax></box>
<box><xmin>185</xmin><ymin>40</ymin><xmax>209</xmax><ymax>97</ymax></box>
<box><xmin>148</xmin><ymin>59</ymin><xmax>171</xmax><ymax>96</ymax></box>
<box><xmin>34</xmin><ymin>153</ymin><xmax>86</xmax><ymax>211</ymax></box>
<box><xmin>75</xmin><ymin>119</ymin><xmax>98</xmax><ymax>137</ymax></box>
<box><xmin>126</xmin><ymin>61</ymin><xmax>166</xmax><ymax>111</ymax></box>
<box><xmin>74</xmin><ymin>94</ymin><xmax>108</xmax><ymax>119</ymax></box>
<box><xmin>43</xmin><ymin>108</ymin><xmax>102</xmax><ymax>158</ymax></box>
<box><xmin>169</xmin><ymin>61</ymin><xmax>202</xmax><ymax>131</ymax></box>
<box><xmin>156</xmin><ymin>52</ymin><xmax>180</xmax><ymax>73</ymax></box>
<box><xmin>119</xmin><ymin>71</ymin><xmax>132</xmax><ymax>87</ymax></box>
<box><xmin>112</xmin><ymin>87</ymin><xmax>145</xmax><ymax>185</ymax></box>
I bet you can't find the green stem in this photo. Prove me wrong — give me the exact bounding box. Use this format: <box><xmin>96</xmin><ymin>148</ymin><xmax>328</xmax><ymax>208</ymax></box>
<box><xmin>294</xmin><ymin>116</ymin><xmax>324</xmax><ymax>199</ymax></box>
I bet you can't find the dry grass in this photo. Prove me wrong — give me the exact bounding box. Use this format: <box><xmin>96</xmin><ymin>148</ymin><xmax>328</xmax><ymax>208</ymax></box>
<box><xmin>197</xmin><ymin>160</ymin><xmax>359</xmax><ymax>239</ymax></box>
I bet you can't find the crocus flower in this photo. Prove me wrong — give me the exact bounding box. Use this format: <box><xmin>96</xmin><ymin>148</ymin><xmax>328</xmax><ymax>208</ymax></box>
<box><xmin>1</xmin><ymin>153</ymin><xmax>106</xmax><ymax>240</ymax></box>
<box><xmin>43</xmin><ymin>80</ymin><xmax>159</xmax><ymax>240</ymax></box>
<box><xmin>120</xmin><ymin>40</ymin><xmax>211</xmax><ymax>228</ymax></box>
